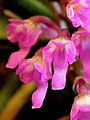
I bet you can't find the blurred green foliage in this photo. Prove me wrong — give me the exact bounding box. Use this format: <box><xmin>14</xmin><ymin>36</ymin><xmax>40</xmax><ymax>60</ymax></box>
<box><xmin>15</xmin><ymin>0</ymin><xmax>54</xmax><ymax>19</ymax></box>
<box><xmin>0</xmin><ymin>15</ymin><xmax>9</xmax><ymax>39</ymax></box>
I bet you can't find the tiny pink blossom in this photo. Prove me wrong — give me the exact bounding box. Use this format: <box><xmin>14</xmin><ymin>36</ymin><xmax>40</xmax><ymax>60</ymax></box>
<box><xmin>42</xmin><ymin>29</ymin><xmax>76</xmax><ymax>90</ymax></box>
<box><xmin>66</xmin><ymin>0</ymin><xmax>90</xmax><ymax>32</ymax></box>
<box><xmin>71</xmin><ymin>28</ymin><xmax>90</xmax><ymax>81</ymax></box>
<box><xmin>70</xmin><ymin>79</ymin><xmax>90</xmax><ymax>120</ymax></box>
<box><xmin>6</xmin><ymin>16</ymin><xmax>60</xmax><ymax>69</ymax></box>
<box><xmin>16</xmin><ymin>48</ymin><xmax>52</xmax><ymax>108</ymax></box>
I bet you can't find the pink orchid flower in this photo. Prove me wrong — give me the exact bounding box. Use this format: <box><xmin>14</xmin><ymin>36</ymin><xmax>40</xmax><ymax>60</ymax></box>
<box><xmin>42</xmin><ymin>29</ymin><xmax>76</xmax><ymax>90</ymax></box>
<box><xmin>71</xmin><ymin>28</ymin><xmax>90</xmax><ymax>81</ymax></box>
<box><xmin>71</xmin><ymin>79</ymin><xmax>90</xmax><ymax>120</ymax></box>
<box><xmin>16</xmin><ymin>48</ymin><xmax>52</xmax><ymax>108</ymax></box>
<box><xmin>6</xmin><ymin>16</ymin><xmax>60</xmax><ymax>69</ymax></box>
<box><xmin>66</xmin><ymin>0</ymin><xmax>90</xmax><ymax>32</ymax></box>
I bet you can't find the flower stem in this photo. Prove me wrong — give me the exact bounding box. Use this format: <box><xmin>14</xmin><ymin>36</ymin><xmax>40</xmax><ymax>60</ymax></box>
<box><xmin>0</xmin><ymin>73</ymin><xmax>19</xmax><ymax>112</ymax></box>
<box><xmin>0</xmin><ymin>81</ymin><xmax>36</xmax><ymax>120</ymax></box>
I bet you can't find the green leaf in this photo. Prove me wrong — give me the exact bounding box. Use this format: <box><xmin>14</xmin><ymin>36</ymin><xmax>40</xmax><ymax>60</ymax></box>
<box><xmin>15</xmin><ymin>0</ymin><xmax>54</xmax><ymax>19</ymax></box>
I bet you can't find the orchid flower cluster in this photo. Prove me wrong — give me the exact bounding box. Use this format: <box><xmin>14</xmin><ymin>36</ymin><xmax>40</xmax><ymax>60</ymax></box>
<box><xmin>6</xmin><ymin>0</ymin><xmax>90</xmax><ymax>119</ymax></box>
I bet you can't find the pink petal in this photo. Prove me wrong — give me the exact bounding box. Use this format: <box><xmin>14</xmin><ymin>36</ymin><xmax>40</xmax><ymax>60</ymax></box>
<box><xmin>8</xmin><ymin>19</ymin><xmax>26</xmax><ymax>25</ymax></box>
<box><xmin>52</xmin><ymin>48</ymin><xmax>68</xmax><ymax>90</ymax></box>
<box><xmin>70</xmin><ymin>79</ymin><xmax>90</xmax><ymax>120</ymax></box>
<box><xmin>59</xmin><ymin>29</ymin><xmax>71</xmax><ymax>39</ymax></box>
<box><xmin>6</xmin><ymin>24</ymin><xmax>19</xmax><ymax>43</ymax></box>
<box><xmin>52</xmin><ymin>37</ymin><xmax>68</xmax><ymax>47</ymax></box>
<box><xmin>6</xmin><ymin>49</ymin><xmax>30</xmax><ymax>69</ymax></box>
<box><xmin>52</xmin><ymin>66</ymin><xmax>68</xmax><ymax>90</ymax></box>
<box><xmin>16</xmin><ymin>59</ymin><xmax>38</xmax><ymax>83</ymax></box>
<box><xmin>34</xmin><ymin>61</ymin><xmax>42</xmax><ymax>73</ymax></box>
<box><xmin>30</xmin><ymin>15</ymin><xmax>60</xmax><ymax>39</ymax></box>
<box><xmin>66</xmin><ymin>1</ymin><xmax>81</xmax><ymax>27</ymax></box>
<box><xmin>6</xmin><ymin>19</ymin><xmax>27</xmax><ymax>43</ymax></box>
<box><xmin>42</xmin><ymin>41</ymin><xmax>56</xmax><ymax>63</ymax></box>
<box><xmin>7</xmin><ymin>25</ymin><xmax>26</xmax><ymax>46</ymax></box>
<box><xmin>19</xmin><ymin>70</ymin><xmax>34</xmax><ymax>83</ymax></box>
<box><xmin>80</xmin><ymin>39</ymin><xmax>90</xmax><ymax>80</ymax></box>
<box><xmin>22</xmin><ymin>25</ymin><xmax>42</xmax><ymax>48</ymax></box>
<box><xmin>70</xmin><ymin>103</ymin><xmax>79</xmax><ymax>120</ymax></box>
<box><xmin>71</xmin><ymin>96</ymin><xmax>90</xmax><ymax>120</ymax></box>
<box><xmin>41</xmin><ymin>62</ymin><xmax>52</xmax><ymax>81</ymax></box>
<box><xmin>33</xmin><ymin>69</ymin><xmax>41</xmax><ymax>84</ymax></box>
<box><xmin>66</xmin><ymin>0</ymin><xmax>90</xmax><ymax>31</ymax></box>
<box><xmin>65</xmin><ymin>41</ymin><xmax>76</xmax><ymax>64</ymax></box>
<box><xmin>16</xmin><ymin>60</ymin><xmax>30</xmax><ymax>75</ymax></box>
<box><xmin>39</xmin><ymin>23</ymin><xmax>58</xmax><ymax>39</ymax></box>
<box><xmin>32</xmin><ymin>82</ymin><xmax>48</xmax><ymax>109</ymax></box>
<box><xmin>66</xmin><ymin>5</ymin><xmax>74</xmax><ymax>18</ymax></box>
<box><xmin>33</xmin><ymin>48</ymin><xmax>43</xmax><ymax>73</ymax></box>
<box><xmin>77</xmin><ymin>7</ymin><xmax>90</xmax><ymax>32</ymax></box>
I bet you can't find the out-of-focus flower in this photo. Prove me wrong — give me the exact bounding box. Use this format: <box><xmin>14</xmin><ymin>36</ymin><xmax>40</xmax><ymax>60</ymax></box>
<box><xmin>71</xmin><ymin>28</ymin><xmax>90</xmax><ymax>81</ymax></box>
<box><xmin>6</xmin><ymin>16</ymin><xmax>60</xmax><ymax>69</ymax></box>
<box><xmin>16</xmin><ymin>48</ymin><xmax>52</xmax><ymax>108</ymax></box>
<box><xmin>70</xmin><ymin>79</ymin><xmax>90</xmax><ymax>120</ymax></box>
<box><xmin>42</xmin><ymin>29</ymin><xmax>76</xmax><ymax>90</ymax></box>
<box><xmin>66</xmin><ymin>0</ymin><xmax>90</xmax><ymax>32</ymax></box>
